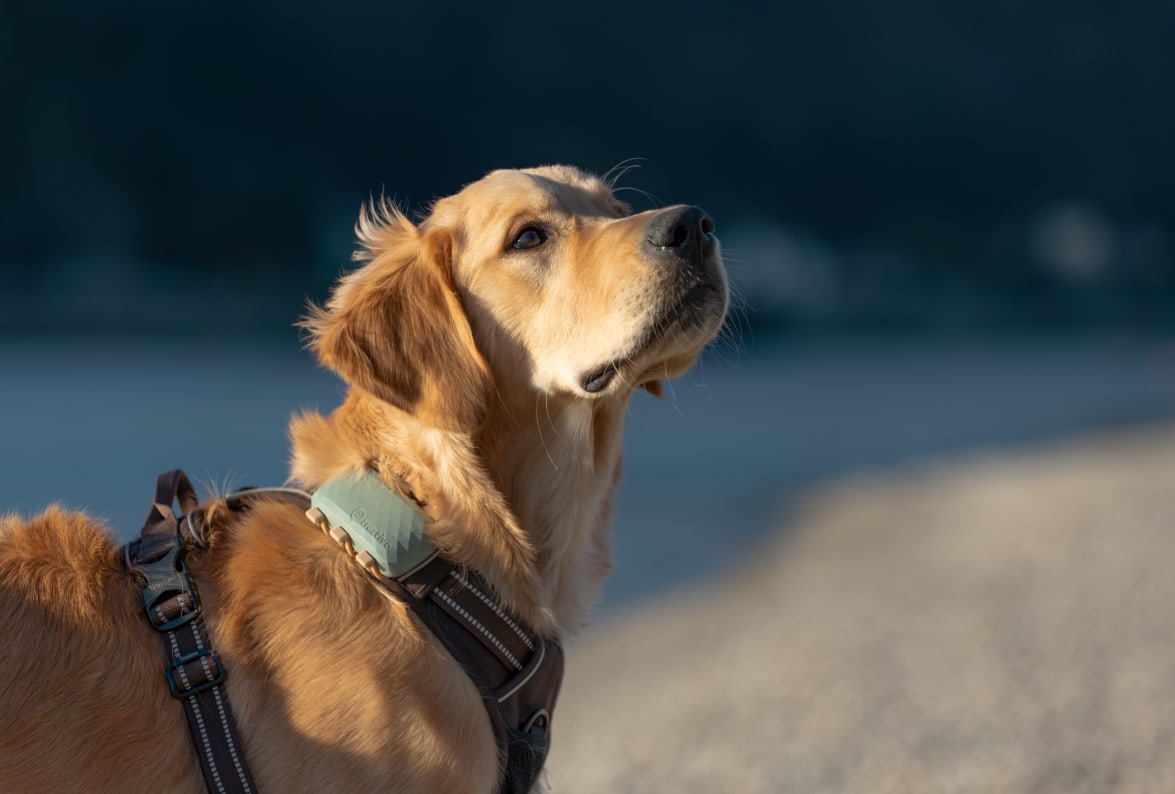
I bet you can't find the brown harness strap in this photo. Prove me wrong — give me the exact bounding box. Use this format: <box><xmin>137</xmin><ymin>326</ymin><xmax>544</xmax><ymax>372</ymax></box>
<box><xmin>126</xmin><ymin>472</ymin><xmax>561</xmax><ymax>794</ymax></box>
<box><xmin>124</xmin><ymin>471</ymin><xmax>257</xmax><ymax>794</ymax></box>
<box><xmin>306</xmin><ymin>505</ymin><xmax>564</xmax><ymax>794</ymax></box>
<box><xmin>396</xmin><ymin>560</ymin><xmax>563</xmax><ymax>792</ymax></box>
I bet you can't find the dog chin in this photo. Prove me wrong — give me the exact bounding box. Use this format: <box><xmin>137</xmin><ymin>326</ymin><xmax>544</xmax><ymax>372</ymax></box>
<box><xmin>575</xmin><ymin>287</ymin><xmax>726</xmax><ymax>398</ymax></box>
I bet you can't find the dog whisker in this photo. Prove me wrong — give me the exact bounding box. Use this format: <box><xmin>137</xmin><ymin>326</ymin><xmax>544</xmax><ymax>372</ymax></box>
<box><xmin>664</xmin><ymin>377</ymin><xmax>687</xmax><ymax>417</ymax></box>
<box><xmin>535</xmin><ymin>394</ymin><xmax>559</xmax><ymax>471</ymax></box>
<box><xmin>543</xmin><ymin>392</ymin><xmax>569</xmax><ymax>444</ymax></box>
<box><xmin>612</xmin><ymin>184</ymin><xmax>664</xmax><ymax>209</ymax></box>
<box><xmin>603</xmin><ymin>157</ymin><xmax>646</xmax><ymax>189</ymax></box>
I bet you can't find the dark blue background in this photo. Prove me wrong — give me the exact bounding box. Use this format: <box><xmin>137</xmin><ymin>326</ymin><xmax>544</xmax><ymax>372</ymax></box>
<box><xmin>3</xmin><ymin>0</ymin><xmax>1173</xmax><ymax>333</ymax></box>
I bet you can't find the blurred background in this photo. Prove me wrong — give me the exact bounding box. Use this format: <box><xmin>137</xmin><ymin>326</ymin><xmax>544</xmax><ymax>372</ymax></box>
<box><xmin>4</xmin><ymin>1</ymin><xmax>1175</xmax><ymax>790</ymax></box>
<box><xmin>4</xmin><ymin>0</ymin><xmax>1175</xmax><ymax>336</ymax></box>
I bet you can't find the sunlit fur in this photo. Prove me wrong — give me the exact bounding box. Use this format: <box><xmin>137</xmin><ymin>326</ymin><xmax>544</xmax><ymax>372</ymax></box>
<box><xmin>0</xmin><ymin>165</ymin><xmax>726</xmax><ymax>793</ymax></box>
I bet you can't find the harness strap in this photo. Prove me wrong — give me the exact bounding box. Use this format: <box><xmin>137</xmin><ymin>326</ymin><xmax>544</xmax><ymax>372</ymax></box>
<box><xmin>379</xmin><ymin>561</ymin><xmax>563</xmax><ymax>794</ymax></box>
<box><xmin>127</xmin><ymin>471</ymin><xmax>560</xmax><ymax>794</ymax></box>
<box><xmin>306</xmin><ymin>490</ymin><xmax>563</xmax><ymax>794</ymax></box>
<box><xmin>124</xmin><ymin>471</ymin><xmax>257</xmax><ymax>794</ymax></box>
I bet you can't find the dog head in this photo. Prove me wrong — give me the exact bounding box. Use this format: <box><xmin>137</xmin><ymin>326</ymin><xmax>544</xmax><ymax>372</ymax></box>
<box><xmin>306</xmin><ymin>165</ymin><xmax>728</xmax><ymax>431</ymax></box>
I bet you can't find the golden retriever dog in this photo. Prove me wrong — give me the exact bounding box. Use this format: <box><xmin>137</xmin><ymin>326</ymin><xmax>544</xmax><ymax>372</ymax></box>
<box><xmin>0</xmin><ymin>165</ymin><xmax>727</xmax><ymax>793</ymax></box>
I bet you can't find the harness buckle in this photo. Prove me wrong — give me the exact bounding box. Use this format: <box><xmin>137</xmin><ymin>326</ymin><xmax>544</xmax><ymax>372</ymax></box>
<box><xmin>166</xmin><ymin>648</ymin><xmax>226</xmax><ymax>699</ymax></box>
<box><xmin>133</xmin><ymin>539</ymin><xmax>202</xmax><ymax>632</ymax></box>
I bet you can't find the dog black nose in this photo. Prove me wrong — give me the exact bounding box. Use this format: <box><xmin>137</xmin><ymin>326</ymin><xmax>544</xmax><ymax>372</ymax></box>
<box><xmin>643</xmin><ymin>205</ymin><xmax>716</xmax><ymax>264</ymax></box>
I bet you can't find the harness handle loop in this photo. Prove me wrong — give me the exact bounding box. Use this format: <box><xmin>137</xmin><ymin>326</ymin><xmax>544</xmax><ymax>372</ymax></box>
<box><xmin>133</xmin><ymin>470</ymin><xmax>199</xmax><ymax>564</ymax></box>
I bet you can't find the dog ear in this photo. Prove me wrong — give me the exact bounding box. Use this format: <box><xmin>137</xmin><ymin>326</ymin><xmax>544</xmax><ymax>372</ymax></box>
<box><xmin>304</xmin><ymin>204</ymin><xmax>490</xmax><ymax>432</ymax></box>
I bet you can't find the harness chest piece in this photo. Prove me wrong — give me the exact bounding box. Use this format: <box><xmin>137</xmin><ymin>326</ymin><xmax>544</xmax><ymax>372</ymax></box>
<box><xmin>308</xmin><ymin>469</ymin><xmax>437</xmax><ymax>579</ymax></box>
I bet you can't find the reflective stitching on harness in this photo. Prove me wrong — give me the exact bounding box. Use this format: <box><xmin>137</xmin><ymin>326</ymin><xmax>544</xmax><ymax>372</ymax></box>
<box><xmin>209</xmin><ymin>685</ymin><xmax>252</xmax><ymax>792</ymax></box>
<box><xmin>191</xmin><ymin>622</ymin><xmax>254</xmax><ymax>794</ymax></box>
<box><xmin>496</xmin><ymin>642</ymin><xmax>546</xmax><ymax>703</ymax></box>
<box><xmin>450</xmin><ymin>570</ymin><xmax>535</xmax><ymax>651</ymax></box>
<box><xmin>433</xmin><ymin>587</ymin><xmax>524</xmax><ymax>670</ymax></box>
<box><xmin>160</xmin><ymin>615</ymin><xmax>226</xmax><ymax>794</ymax></box>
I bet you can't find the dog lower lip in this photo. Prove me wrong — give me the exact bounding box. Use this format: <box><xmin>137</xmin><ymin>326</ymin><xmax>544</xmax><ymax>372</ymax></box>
<box><xmin>580</xmin><ymin>281</ymin><xmax>718</xmax><ymax>396</ymax></box>
<box><xmin>581</xmin><ymin>362</ymin><xmax>619</xmax><ymax>393</ymax></box>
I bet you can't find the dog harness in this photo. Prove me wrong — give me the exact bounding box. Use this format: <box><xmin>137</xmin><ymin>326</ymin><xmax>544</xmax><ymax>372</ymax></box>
<box><xmin>124</xmin><ymin>469</ymin><xmax>562</xmax><ymax>794</ymax></box>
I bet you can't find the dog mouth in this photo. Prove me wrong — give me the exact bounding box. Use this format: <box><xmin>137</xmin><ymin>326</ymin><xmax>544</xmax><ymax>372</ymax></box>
<box><xmin>580</xmin><ymin>361</ymin><xmax>621</xmax><ymax>394</ymax></box>
<box><xmin>578</xmin><ymin>280</ymin><xmax>724</xmax><ymax>395</ymax></box>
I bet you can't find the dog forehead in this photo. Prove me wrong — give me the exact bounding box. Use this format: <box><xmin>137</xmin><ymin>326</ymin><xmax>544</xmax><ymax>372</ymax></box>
<box><xmin>432</xmin><ymin>166</ymin><xmax>616</xmax><ymax>229</ymax></box>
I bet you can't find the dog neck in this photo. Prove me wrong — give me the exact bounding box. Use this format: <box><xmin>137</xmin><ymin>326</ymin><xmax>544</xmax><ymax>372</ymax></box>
<box><xmin>288</xmin><ymin>388</ymin><xmax>627</xmax><ymax>635</ymax></box>
<box><xmin>476</xmin><ymin>388</ymin><xmax>627</xmax><ymax>633</ymax></box>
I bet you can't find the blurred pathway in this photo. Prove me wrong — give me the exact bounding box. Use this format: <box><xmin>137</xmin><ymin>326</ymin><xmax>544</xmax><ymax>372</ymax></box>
<box><xmin>611</xmin><ymin>329</ymin><xmax>1175</xmax><ymax>606</ymax></box>
<box><xmin>551</xmin><ymin>422</ymin><xmax>1175</xmax><ymax>793</ymax></box>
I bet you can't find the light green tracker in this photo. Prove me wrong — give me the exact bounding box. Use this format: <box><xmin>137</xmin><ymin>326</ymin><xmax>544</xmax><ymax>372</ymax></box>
<box><xmin>309</xmin><ymin>469</ymin><xmax>437</xmax><ymax>579</ymax></box>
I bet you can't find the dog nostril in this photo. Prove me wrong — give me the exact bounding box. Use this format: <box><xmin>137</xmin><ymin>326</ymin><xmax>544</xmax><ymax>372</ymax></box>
<box><xmin>645</xmin><ymin>205</ymin><xmax>715</xmax><ymax>251</ymax></box>
<box><xmin>667</xmin><ymin>223</ymin><xmax>690</xmax><ymax>248</ymax></box>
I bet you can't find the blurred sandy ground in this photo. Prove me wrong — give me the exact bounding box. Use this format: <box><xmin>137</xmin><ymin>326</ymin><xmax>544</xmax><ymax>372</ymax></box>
<box><xmin>548</xmin><ymin>422</ymin><xmax>1175</xmax><ymax>793</ymax></box>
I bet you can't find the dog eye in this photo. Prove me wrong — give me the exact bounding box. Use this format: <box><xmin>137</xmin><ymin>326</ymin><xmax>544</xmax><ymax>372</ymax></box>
<box><xmin>511</xmin><ymin>227</ymin><xmax>547</xmax><ymax>250</ymax></box>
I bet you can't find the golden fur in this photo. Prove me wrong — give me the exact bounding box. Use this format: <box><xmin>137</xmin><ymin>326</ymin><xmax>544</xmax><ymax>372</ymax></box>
<box><xmin>0</xmin><ymin>165</ymin><xmax>727</xmax><ymax>793</ymax></box>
